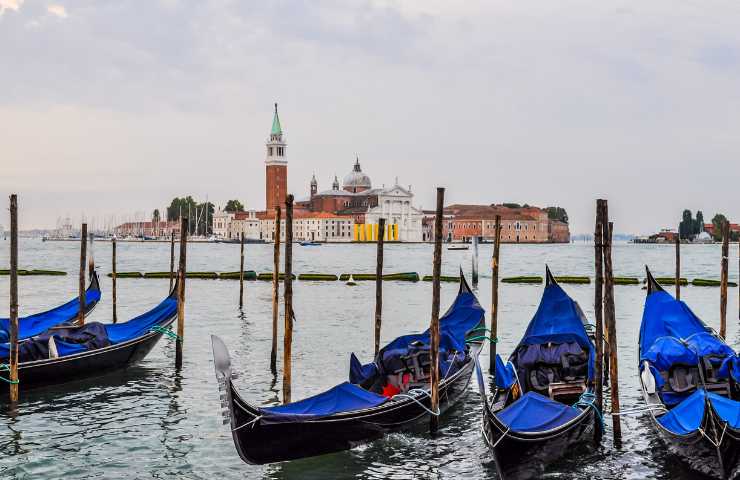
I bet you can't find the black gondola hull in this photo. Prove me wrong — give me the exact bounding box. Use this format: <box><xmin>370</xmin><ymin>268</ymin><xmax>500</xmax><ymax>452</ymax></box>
<box><xmin>482</xmin><ymin>404</ymin><xmax>596</xmax><ymax>479</ymax></box>
<box><xmin>228</xmin><ymin>347</ymin><xmax>479</xmax><ymax>465</ymax></box>
<box><xmin>650</xmin><ymin>408</ymin><xmax>740</xmax><ymax>480</ymax></box>
<box><xmin>4</xmin><ymin>317</ymin><xmax>175</xmax><ymax>393</ymax></box>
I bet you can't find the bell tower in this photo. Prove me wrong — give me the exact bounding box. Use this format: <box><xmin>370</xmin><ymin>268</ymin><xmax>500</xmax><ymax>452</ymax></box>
<box><xmin>265</xmin><ymin>103</ymin><xmax>287</xmax><ymax>211</ymax></box>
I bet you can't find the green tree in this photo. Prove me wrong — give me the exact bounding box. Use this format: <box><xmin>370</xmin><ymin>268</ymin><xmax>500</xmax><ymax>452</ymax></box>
<box><xmin>224</xmin><ymin>199</ymin><xmax>244</xmax><ymax>213</ymax></box>
<box><xmin>545</xmin><ymin>206</ymin><xmax>569</xmax><ymax>224</ymax></box>
<box><xmin>694</xmin><ymin>211</ymin><xmax>704</xmax><ymax>235</ymax></box>
<box><xmin>679</xmin><ymin>209</ymin><xmax>693</xmax><ymax>239</ymax></box>
<box><xmin>195</xmin><ymin>202</ymin><xmax>215</xmax><ymax>236</ymax></box>
<box><xmin>166</xmin><ymin>196</ymin><xmax>197</xmax><ymax>221</ymax></box>
<box><xmin>152</xmin><ymin>209</ymin><xmax>160</xmax><ymax>224</ymax></box>
<box><xmin>502</xmin><ymin>203</ymin><xmax>521</xmax><ymax>209</ymax></box>
<box><xmin>711</xmin><ymin>213</ymin><xmax>728</xmax><ymax>241</ymax></box>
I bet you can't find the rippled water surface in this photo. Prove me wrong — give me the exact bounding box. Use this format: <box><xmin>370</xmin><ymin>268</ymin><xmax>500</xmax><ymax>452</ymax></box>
<box><xmin>0</xmin><ymin>239</ymin><xmax>738</xmax><ymax>479</ymax></box>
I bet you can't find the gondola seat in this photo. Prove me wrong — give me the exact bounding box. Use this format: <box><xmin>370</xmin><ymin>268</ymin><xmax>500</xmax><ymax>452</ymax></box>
<box><xmin>667</xmin><ymin>365</ymin><xmax>697</xmax><ymax>393</ymax></box>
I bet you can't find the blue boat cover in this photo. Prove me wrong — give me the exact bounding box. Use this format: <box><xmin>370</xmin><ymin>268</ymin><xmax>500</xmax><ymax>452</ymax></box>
<box><xmin>349</xmin><ymin>352</ymin><xmax>378</xmax><ymax>385</ymax></box>
<box><xmin>0</xmin><ymin>294</ymin><xmax>176</xmax><ymax>361</ymax></box>
<box><xmin>496</xmin><ymin>391</ymin><xmax>580</xmax><ymax>432</ymax></box>
<box><xmin>105</xmin><ymin>296</ymin><xmax>177</xmax><ymax>344</ymax></box>
<box><xmin>0</xmin><ymin>286</ymin><xmax>101</xmax><ymax>343</ymax></box>
<box><xmin>495</xmin><ymin>354</ymin><xmax>516</xmax><ymax>389</ymax></box>
<box><xmin>260</xmin><ymin>382</ymin><xmax>388</xmax><ymax>423</ymax></box>
<box><xmin>639</xmin><ymin>291</ymin><xmax>732</xmax><ymax>367</ymax></box>
<box><xmin>657</xmin><ymin>388</ymin><xmax>740</xmax><ymax>436</ymax></box>
<box><xmin>515</xmin><ymin>283</ymin><xmax>594</xmax><ymax>380</ymax></box>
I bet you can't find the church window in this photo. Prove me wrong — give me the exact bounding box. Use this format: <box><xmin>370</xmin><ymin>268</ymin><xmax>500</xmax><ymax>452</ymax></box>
<box><xmin>268</xmin><ymin>147</ymin><xmax>273</xmax><ymax>156</ymax></box>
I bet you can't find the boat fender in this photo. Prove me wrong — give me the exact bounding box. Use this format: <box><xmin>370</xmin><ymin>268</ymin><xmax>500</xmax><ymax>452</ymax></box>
<box><xmin>48</xmin><ymin>336</ymin><xmax>59</xmax><ymax>359</ymax></box>
<box><xmin>641</xmin><ymin>361</ymin><xmax>656</xmax><ymax>394</ymax></box>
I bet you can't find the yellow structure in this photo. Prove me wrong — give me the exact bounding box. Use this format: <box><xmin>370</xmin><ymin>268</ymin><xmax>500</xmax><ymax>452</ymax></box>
<box><xmin>353</xmin><ymin>222</ymin><xmax>399</xmax><ymax>242</ymax></box>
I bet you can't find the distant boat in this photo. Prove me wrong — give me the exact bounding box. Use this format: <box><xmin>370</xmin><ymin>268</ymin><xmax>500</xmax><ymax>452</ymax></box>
<box><xmin>300</xmin><ymin>241</ymin><xmax>321</xmax><ymax>246</ymax></box>
<box><xmin>345</xmin><ymin>275</ymin><xmax>357</xmax><ymax>286</ymax></box>
<box><xmin>448</xmin><ymin>245</ymin><xmax>469</xmax><ymax>251</ymax></box>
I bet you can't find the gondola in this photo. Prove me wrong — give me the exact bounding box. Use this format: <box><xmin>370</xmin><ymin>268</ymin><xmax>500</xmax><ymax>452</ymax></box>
<box><xmin>477</xmin><ymin>267</ymin><xmax>600</xmax><ymax>479</ymax></box>
<box><xmin>299</xmin><ymin>241</ymin><xmax>321</xmax><ymax>246</ymax></box>
<box><xmin>212</xmin><ymin>272</ymin><xmax>486</xmax><ymax>464</ymax></box>
<box><xmin>0</xmin><ymin>271</ymin><xmax>101</xmax><ymax>343</ymax></box>
<box><xmin>639</xmin><ymin>268</ymin><xmax>740</xmax><ymax>480</ymax></box>
<box><xmin>0</xmin><ymin>278</ymin><xmax>177</xmax><ymax>392</ymax></box>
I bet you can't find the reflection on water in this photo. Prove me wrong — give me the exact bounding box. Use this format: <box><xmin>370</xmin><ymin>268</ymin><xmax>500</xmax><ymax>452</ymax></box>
<box><xmin>0</xmin><ymin>239</ymin><xmax>738</xmax><ymax>479</ymax></box>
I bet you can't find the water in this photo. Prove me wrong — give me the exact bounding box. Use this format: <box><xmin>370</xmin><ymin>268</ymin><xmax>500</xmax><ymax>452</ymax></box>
<box><xmin>0</xmin><ymin>239</ymin><xmax>738</xmax><ymax>479</ymax></box>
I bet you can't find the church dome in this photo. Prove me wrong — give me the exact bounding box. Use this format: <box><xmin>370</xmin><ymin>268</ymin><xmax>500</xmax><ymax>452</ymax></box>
<box><xmin>343</xmin><ymin>158</ymin><xmax>372</xmax><ymax>192</ymax></box>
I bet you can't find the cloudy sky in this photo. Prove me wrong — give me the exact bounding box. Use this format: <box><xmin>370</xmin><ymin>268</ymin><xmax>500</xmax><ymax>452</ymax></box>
<box><xmin>1</xmin><ymin>0</ymin><xmax>739</xmax><ymax>234</ymax></box>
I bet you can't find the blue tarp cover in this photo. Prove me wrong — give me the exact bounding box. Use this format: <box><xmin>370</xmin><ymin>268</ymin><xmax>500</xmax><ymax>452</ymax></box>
<box><xmin>657</xmin><ymin>389</ymin><xmax>740</xmax><ymax>435</ymax></box>
<box><xmin>260</xmin><ymin>382</ymin><xmax>388</xmax><ymax>423</ymax></box>
<box><xmin>515</xmin><ymin>283</ymin><xmax>594</xmax><ymax>380</ymax></box>
<box><xmin>496</xmin><ymin>391</ymin><xmax>580</xmax><ymax>432</ymax></box>
<box><xmin>639</xmin><ymin>291</ymin><xmax>732</xmax><ymax>367</ymax></box>
<box><xmin>495</xmin><ymin>354</ymin><xmax>516</xmax><ymax>389</ymax></box>
<box><xmin>0</xmin><ymin>294</ymin><xmax>175</xmax><ymax>360</ymax></box>
<box><xmin>643</xmin><ymin>336</ymin><xmax>698</xmax><ymax>371</ymax></box>
<box><xmin>105</xmin><ymin>296</ymin><xmax>177</xmax><ymax>344</ymax></box>
<box><xmin>0</xmin><ymin>286</ymin><xmax>101</xmax><ymax>343</ymax></box>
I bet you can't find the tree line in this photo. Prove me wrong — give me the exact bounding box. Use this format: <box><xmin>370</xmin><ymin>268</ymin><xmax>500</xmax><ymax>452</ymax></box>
<box><xmin>679</xmin><ymin>209</ymin><xmax>737</xmax><ymax>241</ymax></box>
<box><xmin>152</xmin><ymin>197</ymin><xmax>245</xmax><ymax>236</ymax></box>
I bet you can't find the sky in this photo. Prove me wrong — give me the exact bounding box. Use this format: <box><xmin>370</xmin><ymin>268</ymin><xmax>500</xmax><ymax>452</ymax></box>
<box><xmin>1</xmin><ymin>0</ymin><xmax>739</xmax><ymax>234</ymax></box>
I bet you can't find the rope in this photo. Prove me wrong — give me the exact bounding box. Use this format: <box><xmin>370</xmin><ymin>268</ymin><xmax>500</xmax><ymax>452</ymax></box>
<box><xmin>149</xmin><ymin>325</ymin><xmax>180</xmax><ymax>341</ymax></box>
<box><xmin>466</xmin><ymin>335</ymin><xmax>498</xmax><ymax>344</ymax></box>
<box><xmin>232</xmin><ymin>415</ymin><xmax>263</xmax><ymax>432</ymax></box>
<box><xmin>0</xmin><ymin>363</ymin><xmax>19</xmax><ymax>385</ymax></box>
<box><xmin>572</xmin><ymin>392</ymin><xmax>604</xmax><ymax>429</ymax></box>
<box><xmin>611</xmin><ymin>405</ymin><xmax>667</xmax><ymax>416</ymax></box>
<box><xmin>392</xmin><ymin>388</ymin><xmax>440</xmax><ymax>416</ymax></box>
<box><xmin>470</xmin><ymin>327</ymin><xmax>492</xmax><ymax>334</ymax></box>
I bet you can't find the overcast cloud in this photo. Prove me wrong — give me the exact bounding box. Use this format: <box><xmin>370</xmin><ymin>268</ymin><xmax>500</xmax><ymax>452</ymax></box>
<box><xmin>1</xmin><ymin>0</ymin><xmax>739</xmax><ymax>233</ymax></box>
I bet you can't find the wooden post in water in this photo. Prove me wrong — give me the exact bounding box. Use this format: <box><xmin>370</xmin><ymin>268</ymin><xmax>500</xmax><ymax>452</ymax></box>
<box><xmin>472</xmin><ymin>235</ymin><xmax>479</xmax><ymax>288</ymax></box>
<box><xmin>8</xmin><ymin>194</ymin><xmax>20</xmax><ymax>403</ymax></box>
<box><xmin>429</xmin><ymin>187</ymin><xmax>445</xmax><ymax>434</ymax></box>
<box><xmin>78</xmin><ymin>223</ymin><xmax>87</xmax><ymax>325</ymax></box>
<box><xmin>175</xmin><ymin>217</ymin><xmax>188</xmax><ymax>369</ymax></box>
<box><xmin>720</xmin><ymin>221</ymin><xmax>729</xmax><ymax>339</ymax></box>
<box><xmin>169</xmin><ymin>231</ymin><xmax>175</xmax><ymax>292</ymax></box>
<box><xmin>675</xmin><ymin>235</ymin><xmax>681</xmax><ymax>301</ymax></box>
<box><xmin>593</xmin><ymin>202</ymin><xmax>604</xmax><ymax>418</ymax></box>
<box><xmin>282</xmin><ymin>195</ymin><xmax>294</xmax><ymax>404</ymax></box>
<box><xmin>602</xmin><ymin>215</ymin><xmax>622</xmax><ymax>444</ymax></box>
<box><xmin>239</xmin><ymin>232</ymin><xmax>245</xmax><ymax>308</ymax></box>
<box><xmin>270</xmin><ymin>206</ymin><xmax>282</xmax><ymax>375</ymax></box>
<box><xmin>112</xmin><ymin>237</ymin><xmax>118</xmax><ymax>324</ymax></box>
<box><xmin>489</xmin><ymin>215</ymin><xmax>501</xmax><ymax>373</ymax></box>
<box><xmin>374</xmin><ymin>218</ymin><xmax>386</xmax><ymax>356</ymax></box>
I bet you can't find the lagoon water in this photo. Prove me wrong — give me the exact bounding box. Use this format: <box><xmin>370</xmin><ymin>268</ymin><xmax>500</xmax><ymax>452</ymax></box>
<box><xmin>0</xmin><ymin>238</ymin><xmax>739</xmax><ymax>479</ymax></box>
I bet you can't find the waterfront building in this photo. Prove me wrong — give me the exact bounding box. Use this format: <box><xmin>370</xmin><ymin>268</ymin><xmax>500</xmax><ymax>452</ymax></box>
<box><xmin>259</xmin><ymin>211</ymin><xmax>354</xmax><ymax>243</ymax></box>
<box><xmin>113</xmin><ymin>220</ymin><xmax>180</xmax><ymax>238</ymax></box>
<box><xmin>434</xmin><ymin>204</ymin><xmax>570</xmax><ymax>243</ymax></box>
<box><xmin>265</xmin><ymin>103</ymin><xmax>287</xmax><ymax>212</ymax></box>
<box><xmin>305</xmin><ymin>158</ymin><xmax>424</xmax><ymax>242</ymax></box>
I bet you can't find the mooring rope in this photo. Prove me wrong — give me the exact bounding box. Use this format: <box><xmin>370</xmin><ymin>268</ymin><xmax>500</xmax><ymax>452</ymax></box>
<box><xmin>392</xmin><ymin>388</ymin><xmax>440</xmax><ymax>416</ymax></box>
<box><xmin>0</xmin><ymin>363</ymin><xmax>19</xmax><ymax>385</ymax></box>
<box><xmin>232</xmin><ymin>415</ymin><xmax>263</xmax><ymax>432</ymax></box>
<box><xmin>611</xmin><ymin>405</ymin><xmax>667</xmax><ymax>416</ymax></box>
<box><xmin>149</xmin><ymin>325</ymin><xmax>180</xmax><ymax>341</ymax></box>
<box><xmin>572</xmin><ymin>392</ymin><xmax>604</xmax><ymax>429</ymax></box>
<box><xmin>466</xmin><ymin>335</ymin><xmax>498</xmax><ymax>344</ymax></box>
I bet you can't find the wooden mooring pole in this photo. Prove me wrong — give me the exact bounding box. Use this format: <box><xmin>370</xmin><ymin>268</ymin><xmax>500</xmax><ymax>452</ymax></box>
<box><xmin>429</xmin><ymin>187</ymin><xmax>445</xmax><ymax>434</ymax></box>
<box><xmin>239</xmin><ymin>232</ymin><xmax>245</xmax><ymax>308</ymax></box>
<box><xmin>282</xmin><ymin>195</ymin><xmax>294</xmax><ymax>404</ymax></box>
<box><xmin>472</xmin><ymin>235</ymin><xmax>479</xmax><ymax>288</ymax></box>
<box><xmin>675</xmin><ymin>235</ymin><xmax>681</xmax><ymax>301</ymax></box>
<box><xmin>374</xmin><ymin>218</ymin><xmax>386</xmax><ymax>356</ymax></box>
<box><xmin>175</xmin><ymin>217</ymin><xmax>188</xmax><ymax>369</ymax></box>
<box><xmin>593</xmin><ymin>203</ymin><xmax>604</xmax><ymax>419</ymax></box>
<box><xmin>489</xmin><ymin>215</ymin><xmax>501</xmax><ymax>374</ymax></box>
<box><xmin>8</xmin><ymin>194</ymin><xmax>20</xmax><ymax>403</ymax></box>
<box><xmin>78</xmin><ymin>223</ymin><xmax>87</xmax><ymax>325</ymax></box>
<box><xmin>112</xmin><ymin>236</ymin><xmax>118</xmax><ymax>323</ymax></box>
<box><xmin>169</xmin><ymin>231</ymin><xmax>175</xmax><ymax>292</ymax></box>
<box><xmin>602</xmin><ymin>214</ymin><xmax>622</xmax><ymax>445</ymax></box>
<box><xmin>270</xmin><ymin>206</ymin><xmax>282</xmax><ymax>375</ymax></box>
<box><xmin>720</xmin><ymin>221</ymin><xmax>729</xmax><ymax>339</ymax></box>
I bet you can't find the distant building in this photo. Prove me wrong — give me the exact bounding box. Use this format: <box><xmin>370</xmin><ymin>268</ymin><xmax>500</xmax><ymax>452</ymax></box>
<box><xmin>113</xmin><ymin>221</ymin><xmax>180</xmax><ymax>238</ymax></box>
<box><xmin>429</xmin><ymin>204</ymin><xmax>570</xmax><ymax>243</ymax></box>
<box><xmin>703</xmin><ymin>223</ymin><xmax>740</xmax><ymax>238</ymax></box>
<box><xmin>265</xmin><ymin>103</ymin><xmax>288</xmax><ymax>212</ymax></box>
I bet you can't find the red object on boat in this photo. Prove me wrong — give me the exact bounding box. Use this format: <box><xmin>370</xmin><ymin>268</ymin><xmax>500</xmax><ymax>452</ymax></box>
<box><xmin>382</xmin><ymin>383</ymin><xmax>400</xmax><ymax>398</ymax></box>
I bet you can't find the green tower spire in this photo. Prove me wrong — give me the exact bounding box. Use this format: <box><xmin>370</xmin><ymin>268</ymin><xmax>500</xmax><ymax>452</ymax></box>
<box><xmin>271</xmin><ymin>102</ymin><xmax>282</xmax><ymax>135</ymax></box>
